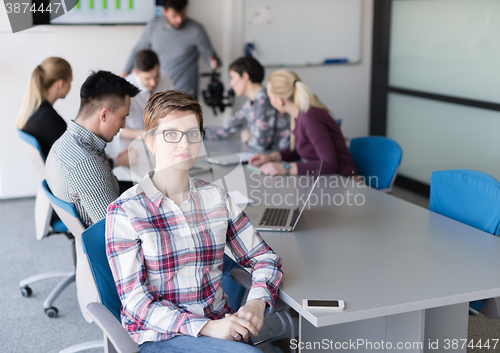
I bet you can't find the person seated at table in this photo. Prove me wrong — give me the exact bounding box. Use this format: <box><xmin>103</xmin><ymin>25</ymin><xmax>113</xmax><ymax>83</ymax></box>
<box><xmin>121</xmin><ymin>50</ymin><xmax>174</xmax><ymax>140</ymax></box>
<box><xmin>46</xmin><ymin>71</ymin><xmax>140</xmax><ymax>227</ymax></box>
<box><xmin>106</xmin><ymin>90</ymin><xmax>282</xmax><ymax>352</ymax></box>
<box><xmin>249</xmin><ymin>69</ymin><xmax>358</xmax><ymax>176</ymax></box>
<box><xmin>204</xmin><ymin>56</ymin><xmax>290</xmax><ymax>151</ymax></box>
<box><xmin>15</xmin><ymin>57</ymin><xmax>72</xmax><ymax>159</ymax></box>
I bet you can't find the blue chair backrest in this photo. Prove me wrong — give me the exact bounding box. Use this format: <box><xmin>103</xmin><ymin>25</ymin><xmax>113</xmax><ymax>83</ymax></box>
<box><xmin>17</xmin><ymin>129</ymin><xmax>45</xmax><ymax>162</ymax></box>
<box><xmin>41</xmin><ymin>180</ymin><xmax>80</xmax><ymax>219</ymax></box>
<box><xmin>82</xmin><ymin>218</ymin><xmax>122</xmax><ymax>321</ymax></box>
<box><xmin>429</xmin><ymin>170</ymin><xmax>500</xmax><ymax>236</ymax></box>
<box><xmin>349</xmin><ymin>136</ymin><xmax>403</xmax><ymax>190</ymax></box>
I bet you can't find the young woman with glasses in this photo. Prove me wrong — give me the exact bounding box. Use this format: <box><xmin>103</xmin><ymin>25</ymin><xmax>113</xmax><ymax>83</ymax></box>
<box><xmin>105</xmin><ymin>90</ymin><xmax>282</xmax><ymax>353</ymax></box>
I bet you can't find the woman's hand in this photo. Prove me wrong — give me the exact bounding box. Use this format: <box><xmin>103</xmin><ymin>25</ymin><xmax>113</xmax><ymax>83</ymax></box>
<box><xmin>249</xmin><ymin>152</ymin><xmax>281</xmax><ymax>166</ymax></box>
<box><xmin>114</xmin><ymin>148</ymin><xmax>139</xmax><ymax>167</ymax></box>
<box><xmin>234</xmin><ymin>299</ymin><xmax>266</xmax><ymax>337</ymax></box>
<box><xmin>259</xmin><ymin>162</ymin><xmax>286</xmax><ymax>176</ymax></box>
<box><xmin>259</xmin><ymin>162</ymin><xmax>297</xmax><ymax>176</ymax></box>
<box><xmin>240</xmin><ymin>129</ymin><xmax>251</xmax><ymax>144</ymax></box>
<box><xmin>199</xmin><ymin>315</ymin><xmax>258</xmax><ymax>342</ymax></box>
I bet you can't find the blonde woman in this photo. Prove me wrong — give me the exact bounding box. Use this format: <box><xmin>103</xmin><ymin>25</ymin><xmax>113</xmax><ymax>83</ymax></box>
<box><xmin>15</xmin><ymin>57</ymin><xmax>72</xmax><ymax>158</ymax></box>
<box><xmin>249</xmin><ymin>69</ymin><xmax>358</xmax><ymax>176</ymax></box>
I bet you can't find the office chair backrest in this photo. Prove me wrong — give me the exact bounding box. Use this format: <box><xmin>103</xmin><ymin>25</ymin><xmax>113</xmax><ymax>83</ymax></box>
<box><xmin>41</xmin><ymin>179</ymin><xmax>99</xmax><ymax>323</ymax></box>
<box><xmin>82</xmin><ymin>218</ymin><xmax>122</xmax><ymax>322</ymax></box>
<box><xmin>17</xmin><ymin>129</ymin><xmax>46</xmax><ymax>179</ymax></box>
<box><xmin>430</xmin><ymin>170</ymin><xmax>500</xmax><ymax>236</ymax></box>
<box><xmin>349</xmin><ymin>136</ymin><xmax>403</xmax><ymax>191</ymax></box>
<box><xmin>18</xmin><ymin>129</ymin><xmax>58</xmax><ymax>240</ymax></box>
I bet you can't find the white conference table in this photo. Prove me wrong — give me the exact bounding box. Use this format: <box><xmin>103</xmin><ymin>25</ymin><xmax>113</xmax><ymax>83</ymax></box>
<box><xmin>108</xmin><ymin>137</ymin><xmax>500</xmax><ymax>353</ymax></box>
<box><xmin>249</xmin><ymin>173</ymin><xmax>500</xmax><ymax>353</ymax></box>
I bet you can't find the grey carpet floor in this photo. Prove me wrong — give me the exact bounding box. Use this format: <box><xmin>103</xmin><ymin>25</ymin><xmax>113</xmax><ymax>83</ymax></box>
<box><xmin>1</xmin><ymin>192</ymin><xmax>499</xmax><ymax>353</ymax></box>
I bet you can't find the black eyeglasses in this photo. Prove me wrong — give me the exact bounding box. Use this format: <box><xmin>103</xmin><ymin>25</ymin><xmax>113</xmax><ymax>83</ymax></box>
<box><xmin>153</xmin><ymin>129</ymin><xmax>205</xmax><ymax>143</ymax></box>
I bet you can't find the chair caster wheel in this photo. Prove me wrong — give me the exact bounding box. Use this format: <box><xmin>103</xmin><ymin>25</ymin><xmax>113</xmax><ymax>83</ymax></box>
<box><xmin>45</xmin><ymin>307</ymin><xmax>59</xmax><ymax>318</ymax></box>
<box><xmin>21</xmin><ymin>286</ymin><xmax>32</xmax><ymax>297</ymax></box>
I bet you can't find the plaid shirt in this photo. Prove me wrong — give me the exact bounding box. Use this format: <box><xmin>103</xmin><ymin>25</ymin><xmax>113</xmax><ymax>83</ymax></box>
<box><xmin>106</xmin><ymin>173</ymin><xmax>282</xmax><ymax>344</ymax></box>
<box><xmin>205</xmin><ymin>87</ymin><xmax>290</xmax><ymax>151</ymax></box>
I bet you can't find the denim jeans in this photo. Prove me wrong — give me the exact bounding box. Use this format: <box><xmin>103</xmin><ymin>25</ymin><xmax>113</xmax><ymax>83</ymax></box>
<box><xmin>222</xmin><ymin>254</ymin><xmax>247</xmax><ymax>311</ymax></box>
<box><xmin>139</xmin><ymin>335</ymin><xmax>261</xmax><ymax>353</ymax></box>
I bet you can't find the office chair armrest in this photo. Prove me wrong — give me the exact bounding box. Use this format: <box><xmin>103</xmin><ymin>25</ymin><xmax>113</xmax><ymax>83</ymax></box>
<box><xmin>86</xmin><ymin>302</ymin><xmax>139</xmax><ymax>353</ymax></box>
<box><xmin>230</xmin><ymin>269</ymin><xmax>288</xmax><ymax>312</ymax></box>
<box><xmin>230</xmin><ymin>268</ymin><xmax>252</xmax><ymax>290</ymax></box>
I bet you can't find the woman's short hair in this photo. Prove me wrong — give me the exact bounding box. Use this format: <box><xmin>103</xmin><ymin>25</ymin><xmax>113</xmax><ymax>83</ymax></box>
<box><xmin>144</xmin><ymin>90</ymin><xmax>204</xmax><ymax>137</ymax></box>
<box><xmin>229</xmin><ymin>56</ymin><xmax>265</xmax><ymax>84</ymax></box>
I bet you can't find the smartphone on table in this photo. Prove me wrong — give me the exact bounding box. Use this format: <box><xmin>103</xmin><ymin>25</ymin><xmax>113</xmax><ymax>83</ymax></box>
<box><xmin>302</xmin><ymin>299</ymin><xmax>345</xmax><ymax>310</ymax></box>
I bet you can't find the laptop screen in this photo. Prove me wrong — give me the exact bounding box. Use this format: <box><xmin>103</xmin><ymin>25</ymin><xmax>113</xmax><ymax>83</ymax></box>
<box><xmin>291</xmin><ymin>160</ymin><xmax>323</xmax><ymax>228</ymax></box>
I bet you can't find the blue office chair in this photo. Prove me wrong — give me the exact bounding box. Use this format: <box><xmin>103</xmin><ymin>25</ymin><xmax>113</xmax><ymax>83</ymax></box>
<box><xmin>17</xmin><ymin>130</ymin><xmax>75</xmax><ymax>317</ymax></box>
<box><xmin>42</xmin><ymin>180</ymin><xmax>103</xmax><ymax>353</ymax></box>
<box><xmin>82</xmin><ymin>219</ymin><xmax>140</xmax><ymax>353</ymax></box>
<box><xmin>349</xmin><ymin>136</ymin><xmax>403</xmax><ymax>192</ymax></box>
<box><xmin>430</xmin><ymin>169</ymin><xmax>500</xmax><ymax>318</ymax></box>
<box><xmin>82</xmin><ymin>219</ymin><xmax>295</xmax><ymax>353</ymax></box>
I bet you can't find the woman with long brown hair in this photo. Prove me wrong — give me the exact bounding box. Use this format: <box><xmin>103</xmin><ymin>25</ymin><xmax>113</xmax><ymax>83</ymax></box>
<box><xmin>15</xmin><ymin>57</ymin><xmax>72</xmax><ymax>158</ymax></box>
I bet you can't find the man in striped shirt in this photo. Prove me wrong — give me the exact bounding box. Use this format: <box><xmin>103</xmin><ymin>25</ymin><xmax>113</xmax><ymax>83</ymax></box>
<box><xmin>46</xmin><ymin>71</ymin><xmax>140</xmax><ymax>227</ymax></box>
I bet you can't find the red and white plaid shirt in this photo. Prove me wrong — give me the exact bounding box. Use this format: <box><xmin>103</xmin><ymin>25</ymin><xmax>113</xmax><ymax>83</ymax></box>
<box><xmin>106</xmin><ymin>173</ymin><xmax>282</xmax><ymax>344</ymax></box>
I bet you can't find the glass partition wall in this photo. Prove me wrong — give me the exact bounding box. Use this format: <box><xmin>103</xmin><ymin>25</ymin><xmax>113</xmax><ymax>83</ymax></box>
<box><xmin>371</xmin><ymin>0</ymin><xmax>500</xmax><ymax>194</ymax></box>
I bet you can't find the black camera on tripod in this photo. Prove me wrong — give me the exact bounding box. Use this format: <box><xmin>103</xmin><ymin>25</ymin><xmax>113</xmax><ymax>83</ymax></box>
<box><xmin>201</xmin><ymin>70</ymin><xmax>235</xmax><ymax>116</ymax></box>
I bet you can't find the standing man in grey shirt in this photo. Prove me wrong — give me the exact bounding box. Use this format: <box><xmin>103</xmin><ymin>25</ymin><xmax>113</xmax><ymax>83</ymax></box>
<box><xmin>122</xmin><ymin>0</ymin><xmax>220</xmax><ymax>99</ymax></box>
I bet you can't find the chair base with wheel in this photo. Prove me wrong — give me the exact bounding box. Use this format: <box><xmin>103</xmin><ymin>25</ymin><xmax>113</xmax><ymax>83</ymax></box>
<box><xmin>19</xmin><ymin>219</ymin><xmax>75</xmax><ymax>318</ymax></box>
<box><xmin>17</xmin><ymin>129</ymin><xmax>77</xmax><ymax>318</ymax></box>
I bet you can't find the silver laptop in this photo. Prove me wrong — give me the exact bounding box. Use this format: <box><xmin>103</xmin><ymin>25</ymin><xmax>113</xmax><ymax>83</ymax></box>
<box><xmin>246</xmin><ymin>161</ymin><xmax>322</xmax><ymax>232</ymax></box>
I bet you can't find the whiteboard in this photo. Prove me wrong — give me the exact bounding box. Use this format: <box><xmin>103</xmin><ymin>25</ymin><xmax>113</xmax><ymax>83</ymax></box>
<box><xmin>244</xmin><ymin>0</ymin><xmax>363</xmax><ymax>66</ymax></box>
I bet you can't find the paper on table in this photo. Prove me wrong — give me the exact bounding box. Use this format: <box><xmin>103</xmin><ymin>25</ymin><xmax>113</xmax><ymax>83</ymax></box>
<box><xmin>228</xmin><ymin>190</ymin><xmax>254</xmax><ymax>205</ymax></box>
<box><xmin>205</xmin><ymin>152</ymin><xmax>256</xmax><ymax>165</ymax></box>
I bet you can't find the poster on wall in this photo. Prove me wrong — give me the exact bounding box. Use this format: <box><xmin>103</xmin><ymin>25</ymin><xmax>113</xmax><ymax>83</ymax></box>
<box><xmin>50</xmin><ymin>0</ymin><xmax>157</xmax><ymax>24</ymax></box>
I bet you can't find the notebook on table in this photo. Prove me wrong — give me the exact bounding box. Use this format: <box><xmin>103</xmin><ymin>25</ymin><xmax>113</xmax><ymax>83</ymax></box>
<box><xmin>205</xmin><ymin>152</ymin><xmax>256</xmax><ymax>166</ymax></box>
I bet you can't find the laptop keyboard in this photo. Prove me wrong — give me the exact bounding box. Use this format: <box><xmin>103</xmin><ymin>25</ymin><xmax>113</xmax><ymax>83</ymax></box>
<box><xmin>289</xmin><ymin>208</ymin><xmax>300</xmax><ymax>227</ymax></box>
<box><xmin>260</xmin><ymin>208</ymin><xmax>290</xmax><ymax>227</ymax></box>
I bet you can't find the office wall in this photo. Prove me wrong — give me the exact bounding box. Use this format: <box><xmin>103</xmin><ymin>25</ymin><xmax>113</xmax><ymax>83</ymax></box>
<box><xmin>0</xmin><ymin>0</ymin><xmax>373</xmax><ymax>199</ymax></box>
<box><xmin>385</xmin><ymin>0</ymin><xmax>500</xmax><ymax>185</ymax></box>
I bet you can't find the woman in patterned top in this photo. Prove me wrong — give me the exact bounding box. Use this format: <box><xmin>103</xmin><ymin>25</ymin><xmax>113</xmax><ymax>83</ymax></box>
<box><xmin>106</xmin><ymin>90</ymin><xmax>282</xmax><ymax>352</ymax></box>
<box><xmin>204</xmin><ymin>56</ymin><xmax>290</xmax><ymax>151</ymax></box>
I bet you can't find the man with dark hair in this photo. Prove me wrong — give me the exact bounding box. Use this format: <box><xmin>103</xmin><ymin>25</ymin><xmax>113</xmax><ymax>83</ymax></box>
<box><xmin>205</xmin><ymin>56</ymin><xmax>290</xmax><ymax>151</ymax></box>
<box><xmin>46</xmin><ymin>71</ymin><xmax>140</xmax><ymax>227</ymax></box>
<box><xmin>122</xmin><ymin>50</ymin><xmax>174</xmax><ymax>139</ymax></box>
<box><xmin>122</xmin><ymin>0</ymin><xmax>219</xmax><ymax>99</ymax></box>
